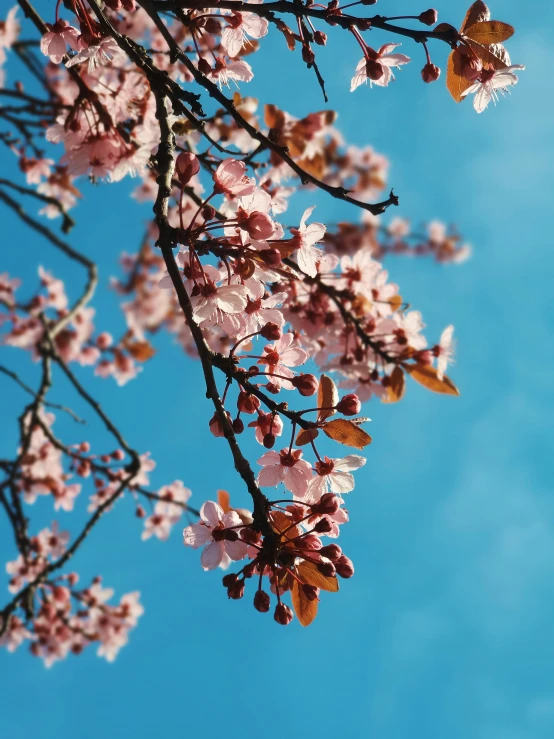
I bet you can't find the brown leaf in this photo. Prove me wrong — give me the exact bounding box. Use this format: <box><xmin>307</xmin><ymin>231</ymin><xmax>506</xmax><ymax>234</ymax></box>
<box><xmin>217</xmin><ymin>489</ymin><xmax>230</xmax><ymax>513</ymax></box>
<box><xmin>405</xmin><ymin>364</ymin><xmax>460</xmax><ymax>396</ymax></box>
<box><xmin>296</xmin><ymin>427</ymin><xmax>319</xmax><ymax>446</ymax></box>
<box><xmin>461</xmin><ymin>1</ymin><xmax>490</xmax><ymax>32</ymax></box>
<box><xmin>317</xmin><ymin>374</ymin><xmax>338</xmax><ymax>422</ymax></box>
<box><xmin>275</xmin><ymin>19</ymin><xmax>296</xmax><ymax>51</ymax></box>
<box><xmin>389</xmin><ymin>294</ymin><xmax>403</xmax><ymax>312</ymax></box>
<box><xmin>291</xmin><ymin>579</ymin><xmax>318</xmax><ymax>626</ymax></box>
<box><xmin>125</xmin><ymin>340</ymin><xmax>156</xmax><ymax>362</ymax></box>
<box><xmin>297</xmin><ymin>561</ymin><xmax>339</xmax><ymax>592</ymax></box>
<box><xmin>322</xmin><ymin>419</ymin><xmax>372</xmax><ymax>449</ymax></box>
<box><xmin>446</xmin><ymin>48</ymin><xmax>473</xmax><ymax>103</ymax></box>
<box><xmin>464</xmin><ymin>20</ymin><xmax>514</xmax><ymax>44</ymax></box>
<box><xmin>270</xmin><ymin>510</ymin><xmax>300</xmax><ymax>542</ymax></box>
<box><xmin>264</xmin><ymin>103</ymin><xmax>285</xmax><ymax>131</ymax></box>
<box><xmin>382</xmin><ymin>366</ymin><xmax>405</xmax><ymax>404</ymax></box>
<box><xmin>464</xmin><ymin>38</ymin><xmax>509</xmax><ymax>69</ymax></box>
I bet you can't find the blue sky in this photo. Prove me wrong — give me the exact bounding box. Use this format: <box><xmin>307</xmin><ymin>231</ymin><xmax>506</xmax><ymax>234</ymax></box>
<box><xmin>1</xmin><ymin>1</ymin><xmax>553</xmax><ymax>738</ymax></box>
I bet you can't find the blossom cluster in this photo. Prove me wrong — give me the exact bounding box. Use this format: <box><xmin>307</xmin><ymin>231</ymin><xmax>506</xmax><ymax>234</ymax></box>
<box><xmin>0</xmin><ymin>0</ymin><xmax>523</xmax><ymax>654</ymax></box>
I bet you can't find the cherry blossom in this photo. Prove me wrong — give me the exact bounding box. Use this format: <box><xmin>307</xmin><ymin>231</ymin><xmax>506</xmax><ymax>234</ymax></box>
<box><xmin>306</xmin><ymin>455</ymin><xmax>367</xmax><ymax>502</ymax></box>
<box><xmin>66</xmin><ymin>37</ymin><xmax>125</xmax><ymax>73</ymax></box>
<box><xmin>461</xmin><ymin>65</ymin><xmax>525</xmax><ymax>113</ymax></box>
<box><xmin>183</xmin><ymin>501</ymin><xmax>248</xmax><ymax>570</ymax></box>
<box><xmin>351</xmin><ymin>44</ymin><xmax>411</xmax><ymax>92</ymax></box>
<box><xmin>257</xmin><ymin>449</ymin><xmax>313</xmax><ymax>498</ymax></box>
<box><xmin>221</xmin><ymin>8</ymin><xmax>269</xmax><ymax>58</ymax></box>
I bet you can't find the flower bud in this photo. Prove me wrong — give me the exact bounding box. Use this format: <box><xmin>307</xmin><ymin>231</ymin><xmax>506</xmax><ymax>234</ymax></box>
<box><xmin>317</xmin><ymin>560</ymin><xmax>336</xmax><ymax>577</ymax></box>
<box><xmin>336</xmin><ymin>393</ymin><xmax>361</xmax><ymax>416</ymax></box>
<box><xmin>311</xmin><ymin>493</ymin><xmax>340</xmax><ymax>516</ymax></box>
<box><xmin>237</xmin><ymin>392</ymin><xmax>260</xmax><ymax>414</ymax></box>
<box><xmin>259</xmin><ymin>248</ymin><xmax>282</xmax><ymax>268</ymax></box>
<box><xmin>265</xmin><ymin>382</ymin><xmax>280</xmax><ymax>395</ymax></box>
<box><xmin>227</xmin><ymin>581</ymin><xmax>245</xmax><ymax>599</ymax></box>
<box><xmin>198</xmin><ymin>57</ymin><xmax>212</xmax><ymax>75</ymax></box>
<box><xmin>232</xmin><ymin>417</ymin><xmax>244</xmax><ymax>434</ymax></box>
<box><xmin>302</xmin><ymin>45</ymin><xmax>315</xmax><ymax>65</ymax></box>
<box><xmin>314</xmin><ymin>516</ymin><xmax>333</xmax><ymax>534</ymax></box>
<box><xmin>291</xmin><ymin>373</ymin><xmax>319</xmax><ymax>396</ymax></box>
<box><xmin>135</xmin><ymin>504</ymin><xmax>146</xmax><ymax>519</ymax></box>
<box><xmin>222</xmin><ymin>573</ymin><xmax>239</xmax><ymax>588</ymax></box>
<box><xmin>302</xmin><ymin>584</ymin><xmax>319</xmax><ymax>601</ymax></box>
<box><xmin>274</xmin><ymin>603</ymin><xmax>294</xmax><ymax>625</ymax></box>
<box><xmin>320</xmin><ymin>543</ymin><xmax>342</xmax><ymax>561</ymax></box>
<box><xmin>96</xmin><ymin>332</ymin><xmax>113</xmax><ymax>350</ymax></box>
<box><xmin>254</xmin><ymin>590</ymin><xmax>271</xmax><ymax>612</ymax></box>
<box><xmin>297</xmin><ymin>533</ymin><xmax>322</xmax><ymax>551</ymax></box>
<box><xmin>419</xmin><ymin>9</ymin><xmax>438</xmax><ymax>25</ymax></box>
<box><xmin>263</xmin><ymin>433</ymin><xmax>275</xmax><ymax>449</ymax></box>
<box><xmin>314</xmin><ymin>31</ymin><xmax>327</xmax><ymax>46</ymax></box>
<box><xmin>175</xmin><ymin>152</ymin><xmax>200</xmax><ymax>185</ymax></box>
<box><xmin>421</xmin><ymin>62</ymin><xmax>441</xmax><ymax>83</ymax></box>
<box><xmin>335</xmin><ymin>555</ymin><xmax>355</xmax><ymax>579</ymax></box>
<box><xmin>260</xmin><ymin>322</ymin><xmax>282</xmax><ymax>341</ymax></box>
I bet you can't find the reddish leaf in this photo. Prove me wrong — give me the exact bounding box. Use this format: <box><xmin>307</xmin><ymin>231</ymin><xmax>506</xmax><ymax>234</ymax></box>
<box><xmin>461</xmin><ymin>1</ymin><xmax>490</xmax><ymax>32</ymax></box>
<box><xmin>317</xmin><ymin>374</ymin><xmax>338</xmax><ymax>422</ymax></box>
<box><xmin>389</xmin><ymin>294</ymin><xmax>403</xmax><ymax>312</ymax></box>
<box><xmin>126</xmin><ymin>340</ymin><xmax>156</xmax><ymax>362</ymax></box>
<box><xmin>270</xmin><ymin>510</ymin><xmax>300</xmax><ymax>542</ymax></box>
<box><xmin>297</xmin><ymin>561</ymin><xmax>339</xmax><ymax>592</ymax></box>
<box><xmin>405</xmin><ymin>364</ymin><xmax>460</xmax><ymax>396</ymax></box>
<box><xmin>433</xmin><ymin>22</ymin><xmax>457</xmax><ymax>34</ymax></box>
<box><xmin>217</xmin><ymin>489</ymin><xmax>230</xmax><ymax>513</ymax></box>
<box><xmin>291</xmin><ymin>579</ymin><xmax>318</xmax><ymax>626</ymax></box>
<box><xmin>275</xmin><ymin>19</ymin><xmax>297</xmax><ymax>51</ymax></box>
<box><xmin>382</xmin><ymin>366</ymin><xmax>405</xmax><ymax>404</ymax></box>
<box><xmin>296</xmin><ymin>427</ymin><xmax>319</xmax><ymax>446</ymax></box>
<box><xmin>322</xmin><ymin>419</ymin><xmax>372</xmax><ymax>449</ymax></box>
<box><xmin>464</xmin><ymin>38</ymin><xmax>509</xmax><ymax>69</ymax></box>
<box><xmin>446</xmin><ymin>48</ymin><xmax>473</xmax><ymax>103</ymax></box>
<box><xmin>464</xmin><ymin>20</ymin><xmax>514</xmax><ymax>44</ymax></box>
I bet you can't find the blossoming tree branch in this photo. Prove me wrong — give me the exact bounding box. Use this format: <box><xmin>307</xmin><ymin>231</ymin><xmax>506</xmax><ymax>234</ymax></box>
<box><xmin>0</xmin><ymin>0</ymin><xmax>523</xmax><ymax>662</ymax></box>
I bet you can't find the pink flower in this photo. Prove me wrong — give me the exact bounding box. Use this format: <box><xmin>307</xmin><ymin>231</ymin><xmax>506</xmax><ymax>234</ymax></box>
<box><xmin>0</xmin><ymin>7</ymin><xmax>19</xmax><ymax>51</ymax></box>
<box><xmin>257</xmin><ymin>449</ymin><xmax>313</xmax><ymax>498</ymax></box>
<box><xmin>40</xmin><ymin>20</ymin><xmax>82</xmax><ymax>64</ymax></box>
<box><xmin>207</xmin><ymin>57</ymin><xmax>254</xmax><ymax>88</ymax></box>
<box><xmin>351</xmin><ymin>43</ymin><xmax>410</xmax><ymax>92</ymax></box>
<box><xmin>221</xmin><ymin>8</ymin><xmax>269</xmax><ymax>58</ymax></box>
<box><xmin>258</xmin><ymin>332</ymin><xmax>309</xmax><ymax>388</ymax></box>
<box><xmin>461</xmin><ymin>65</ymin><xmax>525</xmax><ymax>113</ymax></box>
<box><xmin>191</xmin><ymin>281</ymin><xmax>248</xmax><ymax>324</ymax></box>
<box><xmin>306</xmin><ymin>455</ymin><xmax>366</xmax><ymax>502</ymax></box>
<box><xmin>66</xmin><ymin>36</ymin><xmax>124</xmax><ymax>72</ymax></box>
<box><xmin>214</xmin><ymin>158</ymin><xmax>256</xmax><ymax>197</ymax></box>
<box><xmin>183</xmin><ymin>501</ymin><xmax>248</xmax><ymax>570</ymax></box>
<box><xmin>435</xmin><ymin>324</ymin><xmax>455</xmax><ymax>380</ymax></box>
<box><xmin>291</xmin><ymin>207</ymin><xmax>326</xmax><ymax>278</ymax></box>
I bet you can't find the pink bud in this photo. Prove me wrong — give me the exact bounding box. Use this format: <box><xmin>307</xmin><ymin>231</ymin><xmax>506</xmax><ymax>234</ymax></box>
<box><xmin>314</xmin><ymin>516</ymin><xmax>333</xmax><ymax>534</ymax></box>
<box><xmin>336</xmin><ymin>393</ymin><xmax>361</xmax><ymax>416</ymax></box>
<box><xmin>335</xmin><ymin>555</ymin><xmax>355</xmax><ymax>578</ymax></box>
<box><xmin>260</xmin><ymin>322</ymin><xmax>282</xmax><ymax>341</ymax></box>
<box><xmin>302</xmin><ymin>584</ymin><xmax>319</xmax><ymax>601</ymax></box>
<box><xmin>421</xmin><ymin>62</ymin><xmax>441</xmax><ymax>83</ymax></box>
<box><xmin>317</xmin><ymin>560</ymin><xmax>336</xmax><ymax>577</ymax></box>
<box><xmin>419</xmin><ymin>9</ymin><xmax>438</xmax><ymax>26</ymax></box>
<box><xmin>227</xmin><ymin>581</ymin><xmax>245</xmax><ymax>599</ymax></box>
<box><xmin>254</xmin><ymin>590</ymin><xmax>271</xmax><ymax>612</ymax></box>
<box><xmin>96</xmin><ymin>332</ymin><xmax>113</xmax><ymax>350</ymax></box>
<box><xmin>320</xmin><ymin>544</ymin><xmax>342</xmax><ymax>561</ymax></box>
<box><xmin>291</xmin><ymin>373</ymin><xmax>319</xmax><ymax>396</ymax></box>
<box><xmin>237</xmin><ymin>392</ymin><xmax>260</xmax><ymax>414</ymax></box>
<box><xmin>311</xmin><ymin>493</ymin><xmax>340</xmax><ymax>516</ymax></box>
<box><xmin>175</xmin><ymin>152</ymin><xmax>200</xmax><ymax>185</ymax></box>
<box><xmin>263</xmin><ymin>433</ymin><xmax>275</xmax><ymax>449</ymax></box>
<box><xmin>274</xmin><ymin>603</ymin><xmax>294</xmax><ymax>625</ymax></box>
<box><xmin>314</xmin><ymin>31</ymin><xmax>327</xmax><ymax>46</ymax></box>
<box><xmin>135</xmin><ymin>505</ymin><xmax>146</xmax><ymax>518</ymax></box>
